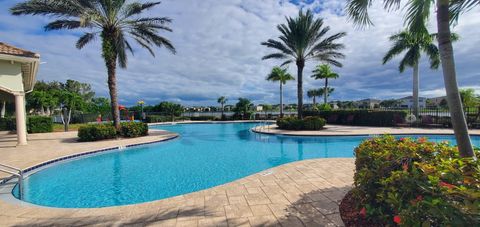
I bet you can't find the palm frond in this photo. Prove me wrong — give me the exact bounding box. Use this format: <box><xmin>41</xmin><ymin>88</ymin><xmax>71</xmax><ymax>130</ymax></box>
<box><xmin>346</xmin><ymin>0</ymin><xmax>374</xmax><ymax>27</ymax></box>
<box><xmin>450</xmin><ymin>0</ymin><xmax>479</xmax><ymax>23</ymax></box>
<box><xmin>404</xmin><ymin>0</ymin><xmax>431</xmax><ymax>33</ymax></box>
<box><xmin>122</xmin><ymin>1</ymin><xmax>161</xmax><ymax>18</ymax></box>
<box><xmin>261</xmin><ymin>53</ymin><xmax>289</xmax><ymax>60</ymax></box>
<box><xmin>76</xmin><ymin>32</ymin><xmax>96</xmax><ymax>49</ymax></box>
<box><xmin>44</xmin><ymin>20</ymin><xmax>82</xmax><ymax>31</ymax></box>
<box><xmin>10</xmin><ymin>0</ymin><xmax>86</xmax><ymax>17</ymax></box>
<box><xmin>423</xmin><ymin>43</ymin><xmax>440</xmax><ymax>69</ymax></box>
<box><xmin>398</xmin><ymin>46</ymin><xmax>420</xmax><ymax>72</ymax></box>
<box><xmin>383</xmin><ymin>40</ymin><xmax>407</xmax><ymax>64</ymax></box>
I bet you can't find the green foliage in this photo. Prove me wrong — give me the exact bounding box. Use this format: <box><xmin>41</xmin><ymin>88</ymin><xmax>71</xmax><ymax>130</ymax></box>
<box><xmin>77</xmin><ymin>124</ymin><xmax>117</xmax><ymax>142</ymax></box>
<box><xmin>0</xmin><ymin>117</ymin><xmax>15</xmax><ymax>131</ymax></box>
<box><xmin>460</xmin><ymin>88</ymin><xmax>479</xmax><ymax>108</ymax></box>
<box><xmin>190</xmin><ymin>116</ymin><xmax>216</xmax><ymax>121</ymax></box>
<box><xmin>266</xmin><ymin>67</ymin><xmax>295</xmax><ymax>84</ymax></box>
<box><xmin>317</xmin><ymin>103</ymin><xmax>332</xmax><ymax>111</ymax></box>
<box><xmin>152</xmin><ymin>102</ymin><xmax>184</xmax><ymax>120</ymax></box>
<box><xmin>145</xmin><ymin>115</ymin><xmax>171</xmax><ymax>123</ymax></box>
<box><xmin>304</xmin><ymin>110</ymin><xmax>407</xmax><ymax>127</ymax></box>
<box><xmin>276</xmin><ymin>116</ymin><xmax>326</xmax><ymax>130</ymax></box>
<box><xmin>120</xmin><ymin>122</ymin><xmax>148</xmax><ymax>138</ymax></box>
<box><xmin>234</xmin><ymin>98</ymin><xmax>253</xmax><ymax>119</ymax></box>
<box><xmin>27</xmin><ymin>116</ymin><xmax>53</xmax><ymax>133</ymax></box>
<box><xmin>353</xmin><ymin>135</ymin><xmax>480</xmax><ymax>226</ymax></box>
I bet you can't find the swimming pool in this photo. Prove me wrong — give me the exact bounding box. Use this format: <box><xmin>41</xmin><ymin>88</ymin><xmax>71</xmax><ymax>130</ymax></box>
<box><xmin>12</xmin><ymin>123</ymin><xmax>480</xmax><ymax>208</ymax></box>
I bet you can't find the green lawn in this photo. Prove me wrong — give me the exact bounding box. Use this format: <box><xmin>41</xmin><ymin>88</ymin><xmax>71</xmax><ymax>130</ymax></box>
<box><xmin>53</xmin><ymin>123</ymin><xmax>88</xmax><ymax>132</ymax></box>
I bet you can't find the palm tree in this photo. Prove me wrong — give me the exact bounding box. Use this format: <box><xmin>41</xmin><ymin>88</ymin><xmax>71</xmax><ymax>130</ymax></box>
<box><xmin>311</xmin><ymin>64</ymin><xmax>339</xmax><ymax>104</ymax></box>
<box><xmin>307</xmin><ymin>88</ymin><xmax>321</xmax><ymax>106</ymax></box>
<box><xmin>11</xmin><ymin>0</ymin><xmax>176</xmax><ymax>131</ymax></box>
<box><xmin>382</xmin><ymin>30</ymin><xmax>442</xmax><ymax>120</ymax></box>
<box><xmin>266</xmin><ymin>67</ymin><xmax>294</xmax><ymax>117</ymax></box>
<box><xmin>261</xmin><ymin>10</ymin><xmax>346</xmax><ymax>119</ymax></box>
<box><xmin>217</xmin><ymin>96</ymin><xmax>228</xmax><ymax>119</ymax></box>
<box><xmin>345</xmin><ymin>0</ymin><xmax>477</xmax><ymax>157</ymax></box>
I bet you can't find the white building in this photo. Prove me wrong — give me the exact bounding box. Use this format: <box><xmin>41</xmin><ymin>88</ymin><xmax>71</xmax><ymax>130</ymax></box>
<box><xmin>0</xmin><ymin>42</ymin><xmax>40</xmax><ymax>145</ymax></box>
<box><xmin>397</xmin><ymin>96</ymin><xmax>427</xmax><ymax>108</ymax></box>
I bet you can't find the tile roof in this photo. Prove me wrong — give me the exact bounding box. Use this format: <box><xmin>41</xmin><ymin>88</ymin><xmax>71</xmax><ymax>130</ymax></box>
<box><xmin>0</xmin><ymin>42</ymin><xmax>39</xmax><ymax>58</ymax></box>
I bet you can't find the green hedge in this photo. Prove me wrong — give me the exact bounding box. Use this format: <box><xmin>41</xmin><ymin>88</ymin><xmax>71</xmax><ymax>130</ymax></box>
<box><xmin>190</xmin><ymin>116</ymin><xmax>217</xmax><ymax>121</ymax></box>
<box><xmin>120</xmin><ymin>122</ymin><xmax>148</xmax><ymax>138</ymax></box>
<box><xmin>77</xmin><ymin>124</ymin><xmax>117</xmax><ymax>142</ymax></box>
<box><xmin>304</xmin><ymin>110</ymin><xmax>407</xmax><ymax>127</ymax></box>
<box><xmin>276</xmin><ymin>116</ymin><xmax>326</xmax><ymax>130</ymax></box>
<box><xmin>352</xmin><ymin>135</ymin><xmax>479</xmax><ymax>226</ymax></box>
<box><xmin>27</xmin><ymin>116</ymin><xmax>53</xmax><ymax>133</ymax></box>
<box><xmin>145</xmin><ymin>115</ymin><xmax>171</xmax><ymax>123</ymax></box>
<box><xmin>0</xmin><ymin>117</ymin><xmax>15</xmax><ymax>131</ymax></box>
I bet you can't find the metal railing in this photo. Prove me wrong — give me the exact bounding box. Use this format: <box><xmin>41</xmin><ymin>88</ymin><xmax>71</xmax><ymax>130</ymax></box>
<box><xmin>0</xmin><ymin>163</ymin><xmax>23</xmax><ymax>200</ymax></box>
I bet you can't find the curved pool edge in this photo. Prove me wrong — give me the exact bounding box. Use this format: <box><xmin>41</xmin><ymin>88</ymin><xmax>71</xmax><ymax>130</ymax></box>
<box><xmin>0</xmin><ymin>131</ymin><xmax>180</xmax><ymax>208</ymax></box>
<box><xmin>252</xmin><ymin>124</ymin><xmax>480</xmax><ymax>137</ymax></box>
<box><xmin>0</xmin><ymin>157</ymin><xmax>355</xmax><ymax>226</ymax></box>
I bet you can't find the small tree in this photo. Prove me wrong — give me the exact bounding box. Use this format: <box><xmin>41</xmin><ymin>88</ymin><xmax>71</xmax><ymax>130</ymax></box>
<box><xmin>234</xmin><ymin>98</ymin><xmax>253</xmax><ymax>120</ymax></box>
<box><xmin>154</xmin><ymin>102</ymin><xmax>184</xmax><ymax>122</ymax></box>
<box><xmin>54</xmin><ymin>90</ymin><xmax>84</xmax><ymax>132</ymax></box>
<box><xmin>311</xmin><ymin>64</ymin><xmax>339</xmax><ymax>104</ymax></box>
<box><xmin>217</xmin><ymin>96</ymin><xmax>228</xmax><ymax>120</ymax></box>
<box><xmin>266</xmin><ymin>67</ymin><xmax>294</xmax><ymax>117</ymax></box>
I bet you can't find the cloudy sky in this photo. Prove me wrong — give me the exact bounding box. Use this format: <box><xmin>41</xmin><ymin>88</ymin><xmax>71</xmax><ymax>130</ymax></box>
<box><xmin>0</xmin><ymin>0</ymin><xmax>479</xmax><ymax>106</ymax></box>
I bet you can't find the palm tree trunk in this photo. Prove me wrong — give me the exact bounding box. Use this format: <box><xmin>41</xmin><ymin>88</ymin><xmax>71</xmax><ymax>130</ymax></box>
<box><xmin>296</xmin><ymin>60</ymin><xmax>304</xmax><ymax>119</ymax></box>
<box><xmin>221</xmin><ymin>103</ymin><xmax>224</xmax><ymax>120</ymax></box>
<box><xmin>324</xmin><ymin>78</ymin><xmax>328</xmax><ymax>104</ymax></box>
<box><xmin>102</xmin><ymin>34</ymin><xmax>121</xmax><ymax>131</ymax></box>
<box><xmin>413</xmin><ymin>63</ymin><xmax>420</xmax><ymax>119</ymax></box>
<box><xmin>1</xmin><ymin>101</ymin><xmax>6</xmax><ymax>118</ymax></box>
<box><xmin>280</xmin><ymin>83</ymin><xmax>284</xmax><ymax>118</ymax></box>
<box><xmin>436</xmin><ymin>0</ymin><xmax>474</xmax><ymax>157</ymax></box>
<box><xmin>313</xmin><ymin>96</ymin><xmax>316</xmax><ymax>106</ymax></box>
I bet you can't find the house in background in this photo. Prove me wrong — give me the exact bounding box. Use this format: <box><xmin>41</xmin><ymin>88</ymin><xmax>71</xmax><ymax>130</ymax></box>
<box><xmin>356</xmin><ymin>98</ymin><xmax>381</xmax><ymax>109</ymax></box>
<box><xmin>397</xmin><ymin>96</ymin><xmax>427</xmax><ymax>109</ymax></box>
<box><xmin>0</xmin><ymin>42</ymin><xmax>40</xmax><ymax>145</ymax></box>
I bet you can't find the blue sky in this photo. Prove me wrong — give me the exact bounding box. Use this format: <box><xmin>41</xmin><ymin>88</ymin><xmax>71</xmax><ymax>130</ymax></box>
<box><xmin>1</xmin><ymin>0</ymin><xmax>479</xmax><ymax>106</ymax></box>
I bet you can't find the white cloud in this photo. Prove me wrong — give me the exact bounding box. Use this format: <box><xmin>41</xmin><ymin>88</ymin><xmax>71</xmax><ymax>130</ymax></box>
<box><xmin>0</xmin><ymin>0</ymin><xmax>478</xmax><ymax>106</ymax></box>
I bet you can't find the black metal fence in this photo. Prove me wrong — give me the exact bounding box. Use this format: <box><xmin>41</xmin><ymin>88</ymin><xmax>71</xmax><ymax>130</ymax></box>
<box><xmin>52</xmin><ymin>107</ymin><xmax>480</xmax><ymax>129</ymax></box>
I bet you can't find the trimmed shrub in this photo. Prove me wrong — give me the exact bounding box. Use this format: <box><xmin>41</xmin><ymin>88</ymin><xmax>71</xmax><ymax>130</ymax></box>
<box><xmin>27</xmin><ymin>116</ymin><xmax>53</xmax><ymax>133</ymax></box>
<box><xmin>0</xmin><ymin>117</ymin><xmax>15</xmax><ymax>131</ymax></box>
<box><xmin>190</xmin><ymin>116</ymin><xmax>216</xmax><ymax>121</ymax></box>
<box><xmin>304</xmin><ymin>110</ymin><xmax>407</xmax><ymax>127</ymax></box>
<box><xmin>351</xmin><ymin>135</ymin><xmax>479</xmax><ymax>226</ymax></box>
<box><xmin>145</xmin><ymin>115</ymin><xmax>171</xmax><ymax>123</ymax></box>
<box><xmin>120</xmin><ymin>122</ymin><xmax>148</xmax><ymax>138</ymax></box>
<box><xmin>77</xmin><ymin>124</ymin><xmax>117</xmax><ymax>142</ymax></box>
<box><xmin>276</xmin><ymin>116</ymin><xmax>326</xmax><ymax>130</ymax></box>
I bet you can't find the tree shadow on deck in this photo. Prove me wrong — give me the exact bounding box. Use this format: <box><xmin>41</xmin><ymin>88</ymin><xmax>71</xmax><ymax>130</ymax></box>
<box><xmin>261</xmin><ymin>186</ymin><xmax>352</xmax><ymax>227</ymax></box>
<box><xmin>12</xmin><ymin>206</ymin><xmax>213</xmax><ymax>227</ymax></box>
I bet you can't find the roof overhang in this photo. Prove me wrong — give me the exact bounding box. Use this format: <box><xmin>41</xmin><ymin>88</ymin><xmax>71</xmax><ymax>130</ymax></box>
<box><xmin>0</xmin><ymin>53</ymin><xmax>40</xmax><ymax>93</ymax></box>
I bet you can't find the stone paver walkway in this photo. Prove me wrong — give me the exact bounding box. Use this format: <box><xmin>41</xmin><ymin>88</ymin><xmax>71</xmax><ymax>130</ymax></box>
<box><xmin>0</xmin><ymin>158</ymin><xmax>354</xmax><ymax>227</ymax></box>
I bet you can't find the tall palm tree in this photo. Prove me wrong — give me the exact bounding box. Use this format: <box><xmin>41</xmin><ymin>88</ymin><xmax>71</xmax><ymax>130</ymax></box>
<box><xmin>311</xmin><ymin>64</ymin><xmax>339</xmax><ymax>104</ymax></box>
<box><xmin>383</xmin><ymin>30</ymin><xmax>441</xmax><ymax>120</ymax></box>
<box><xmin>345</xmin><ymin>0</ymin><xmax>477</xmax><ymax>157</ymax></box>
<box><xmin>261</xmin><ymin>10</ymin><xmax>346</xmax><ymax>119</ymax></box>
<box><xmin>266</xmin><ymin>67</ymin><xmax>295</xmax><ymax>118</ymax></box>
<box><xmin>307</xmin><ymin>88</ymin><xmax>321</xmax><ymax>106</ymax></box>
<box><xmin>217</xmin><ymin>96</ymin><xmax>228</xmax><ymax>119</ymax></box>
<box><xmin>11</xmin><ymin>0</ymin><xmax>176</xmax><ymax>131</ymax></box>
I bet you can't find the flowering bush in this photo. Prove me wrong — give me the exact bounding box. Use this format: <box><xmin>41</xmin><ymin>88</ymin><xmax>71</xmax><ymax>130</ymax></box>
<box><xmin>352</xmin><ymin>135</ymin><xmax>479</xmax><ymax>226</ymax></box>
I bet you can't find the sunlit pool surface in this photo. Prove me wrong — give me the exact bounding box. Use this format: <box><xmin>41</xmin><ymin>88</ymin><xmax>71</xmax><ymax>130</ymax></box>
<box><xmin>12</xmin><ymin>123</ymin><xmax>480</xmax><ymax>208</ymax></box>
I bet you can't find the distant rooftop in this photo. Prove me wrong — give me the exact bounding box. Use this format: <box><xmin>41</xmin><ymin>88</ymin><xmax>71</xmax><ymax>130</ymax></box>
<box><xmin>0</xmin><ymin>42</ymin><xmax>40</xmax><ymax>59</ymax></box>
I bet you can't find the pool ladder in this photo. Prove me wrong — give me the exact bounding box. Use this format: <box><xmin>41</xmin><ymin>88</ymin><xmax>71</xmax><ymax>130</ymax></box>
<box><xmin>0</xmin><ymin>163</ymin><xmax>24</xmax><ymax>200</ymax></box>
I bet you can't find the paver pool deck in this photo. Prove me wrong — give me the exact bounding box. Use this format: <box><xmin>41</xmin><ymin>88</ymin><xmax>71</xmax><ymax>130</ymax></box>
<box><xmin>0</xmin><ymin>124</ymin><xmax>479</xmax><ymax>226</ymax></box>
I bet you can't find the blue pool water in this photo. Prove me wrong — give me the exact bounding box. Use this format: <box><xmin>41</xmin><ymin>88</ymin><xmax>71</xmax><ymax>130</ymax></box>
<box><xmin>13</xmin><ymin>123</ymin><xmax>480</xmax><ymax>208</ymax></box>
